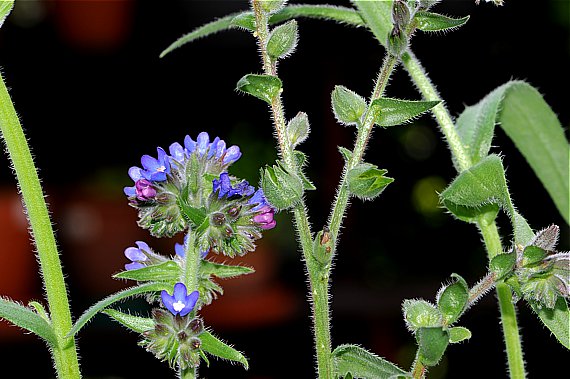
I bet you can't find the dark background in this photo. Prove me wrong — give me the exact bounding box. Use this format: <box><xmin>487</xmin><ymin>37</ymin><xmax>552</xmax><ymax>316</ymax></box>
<box><xmin>0</xmin><ymin>0</ymin><xmax>568</xmax><ymax>378</ymax></box>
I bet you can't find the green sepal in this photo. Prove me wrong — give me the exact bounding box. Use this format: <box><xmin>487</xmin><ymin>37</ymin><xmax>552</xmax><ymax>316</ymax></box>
<box><xmin>489</xmin><ymin>252</ymin><xmax>516</xmax><ymax>281</ymax></box>
<box><xmin>386</xmin><ymin>26</ymin><xmax>408</xmax><ymax>57</ymax></box>
<box><xmin>0</xmin><ymin>0</ymin><xmax>14</xmax><ymax>28</ymax></box>
<box><xmin>103</xmin><ymin>309</ymin><xmax>154</xmax><ymax>334</ymax></box>
<box><xmin>28</xmin><ymin>301</ymin><xmax>50</xmax><ymax>323</ymax></box>
<box><xmin>0</xmin><ymin>297</ymin><xmax>58</xmax><ymax>347</ymax></box>
<box><xmin>312</xmin><ymin>228</ymin><xmax>334</xmax><ymax>265</ymax></box>
<box><xmin>113</xmin><ymin>261</ymin><xmax>181</xmax><ymax>283</ymax></box>
<box><xmin>530</xmin><ymin>297</ymin><xmax>570</xmax><ymax>349</ymax></box>
<box><xmin>177</xmin><ymin>199</ymin><xmax>207</xmax><ymax>227</ymax></box>
<box><xmin>370</xmin><ymin>98</ymin><xmax>440</xmax><ymax>127</ymax></box>
<box><xmin>522</xmin><ymin>246</ymin><xmax>547</xmax><ymax>267</ymax></box>
<box><xmin>504</xmin><ymin>275</ymin><xmax>523</xmax><ymax>299</ymax></box>
<box><xmin>68</xmin><ymin>282</ymin><xmax>169</xmax><ymax>338</ymax></box>
<box><xmin>392</xmin><ymin>0</ymin><xmax>411</xmax><ymax>28</ymax></box>
<box><xmin>332</xmin><ymin>344</ymin><xmax>409</xmax><ymax>378</ymax></box>
<box><xmin>436</xmin><ymin>273</ymin><xmax>469</xmax><ymax>325</ymax></box>
<box><xmin>294</xmin><ymin>150</ymin><xmax>316</xmax><ymax>190</ymax></box>
<box><xmin>331</xmin><ymin>85</ymin><xmax>367</xmax><ymax>126</ymax></box>
<box><xmin>287</xmin><ymin>112</ymin><xmax>310</xmax><ymax>148</ymax></box>
<box><xmin>414</xmin><ymin>11</ymin><xmax>469</xmax><ymax>32</ymax></box>
<box><xmin>236</xmin><ymin>74</ymin><xmax>282</xmax><ymax>104</ymax></box>
<box><xmin>417</xmin><ymin>327</ymin><xmax>449</xmax><ymax>367</ymax></box>
<box><xmin>402</xmin><ymin>299</ymin><xmax>442</xmax><ymax>332</ymax></box>
<box><xmin>347</xmin><ymin>163</ymin><xmax>394</xmax><ymax>200</ymax></box>
<box><xmin>230</xmin><ymin>12</ymin><xmax>256</xmax><ymax>31</ymax></box>
<box><xmin>260</xmin><ymin>161</ymin><xmax>304</xmax><ymax>210</ymax></box>
<box><xmin>448</xmin><ymin>326</ymin><xmax>472</xmax><ymax>343</ymax></box>
<box><xmin>201</xmin><ymin>260</ymin><xmax>255</xmax><ymax>279</ymax></box>
<box><xmin>200</xmin><ymin>330</ymin><xmax>249</xmax><ymax>369</ymax></box>
<box><xmin>338</xmin><ymin>146</ymin><xmax>353</xmax><ymax>162</ymax></box>
<box><xmin>267</xmin><ymin>20</ymin><xmax>298</xmax><ymax>59</ymax></box>
<box><xmin>440</xmin><ymin>154</ymin><xmax>513</xmax><ymax>223</ymax></box>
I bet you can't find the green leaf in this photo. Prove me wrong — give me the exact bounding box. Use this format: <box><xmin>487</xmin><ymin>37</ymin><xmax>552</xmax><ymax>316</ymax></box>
<box><xmin>332</xmin><ymin>344</ymin><xmax>409</xmax><ymax>378</ymax></box>
<box><xmin>522</xmin><ymin>246</ymin><xmax>547</xmax><ymax>267</ymax></box>
<box><xmin>113</xmin><ymin>261</ymin><xmax>181</xmax><ymax>283</ymax></box>
<box><xmin>455</xmin><ymin>81</ymin><xmax>569</xmax><ymax>224</ymax></box>
<box><xmin>260</xmin><ymin>161</ymin><xmax>303</xmax><ymax>210</ymax></box>
<box><xmin>160</xmin><ymin>6</ymin><xmax>363</xmax><ymax>58</ymax></box>
<box><xmin>267</xmin><ymin>20</ymin><xmax>298</xmax><ymax>59</ymax></box>
<box><xmin>177</xmin><ymin>200</ymin><xmax>207</xmax><ymax>227</ymax></box>
<box><xmin>339</xmin><ymin>146</ymin><xmax>354</xmax><ymax>162</ymax></box>
<box><xmin>440</xmin><ymin>154</ymin><xmax>513</xmax><ymax>223</ymax></box>
<box><xmin>347</xmin><ymin>163</ymin><xmax>394</xmax><ymax>200</ymax></box>
<box><xmin>370</xmin><ymin>98</ymin><xmax>440</xmax><ymax>127</ymax></box>
<box><xmin>0</xmin><ymin>297</ymin><xmax>57</xmax><ymax>346</ymax></box>
<box><xmin>402</xmin><ymin>299</ymin><xmax>442</xmax><ymax>332</ymax></box>
<box><xmin>417</xmin><ymin>327</ymin><xmax>449</xmax><ymax>366</ymax></box>
<box><xmin>28</xmin><ymin>301</ymin><xmax>50</xmax><ymax>323</ymax></box>
<box><xmin>293</xmin><ymin>150</ymin><xmax>316</xmax><ymax>190</ymax></box>
<box><xmin>489</xmin><ymin>252</ymin><xmax>516</xmax><ymax>281</ymax></box>
<box><xmin>287</xmin><ymin>112</ymin><xmax>310</xmax><ymax>148</ymax></box>
<box><xmin>414</xmin><ymin>12</ymin><xmax>469</xmax><ymax>32</ymax></box>
<box><xmin>68</xmin><ymin>282</ymin><xmax>168</xmax><ymax>338</ymax></box>
<box><xmin>530</xmin><ymin>297</ymin><xmax>570</xmax><ymax>349</ymax></box>
<box><xmin>351</xmin><ymin>0</ymin><xmax>393</xmax><ymax>49</ymax></box>
<box><xmin>236</xmin><ymin>74</ymin><xmax>282</xmax><ymax>104</ymax></box>
<box><xmin>201</xmin><ymin>260</ymin><xmax>255</xmax><ymax>279</ymax></box>
<box><xmin>0</xmin><ymin>0</ymin><xmax>14</xmax><ymax>29</ymax></box>
<box><xmin>200</xmin><ymin>330</ymin><xmax>249</xmax><ymax>369</ymax></box>
<box><xmin>513</xmin><ymin>210</ymin><xmax>535</xmax><ymax>246</ymax></box>
<box><xmin>103</xmin><ymin>309</ymin><xmax>154</xmax><ymax>334</ymax></box>
<box><xmin>437</xmin><ymin>274</ymin><xmax>469</xmax><ymax>325</ymax></box>
<box><xmin>448</xmin><ymin>326</ymin><xmax>472</xmax><ymax>343</ymax></box>
<box><xmin>332</xmin><ymin>85</ymin><xmax>367</xmax><ymax>126</ymax></box>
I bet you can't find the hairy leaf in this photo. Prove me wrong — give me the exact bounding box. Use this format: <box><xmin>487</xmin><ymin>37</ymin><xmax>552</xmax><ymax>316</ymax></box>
<box><xmin>370</xmin><ymin>98</ymin><xmax>439</xmax><ymax>127</ymax></box>
<box><xmin>530</xmin><ymin>297</ymin><xmax>570</xmax><ymax>349</ymax></box>
<box><xmin>417</xmin><ymin>327</ymin><xmax>449</xmax><ymax>366</ymax></box>
<box><xmin>0</xmin><ymin>0</ymin><xmax>14</xmax><ymax>29</ymax></box>
<box><xmin>0</xmin><ymin>297</ymin><xmax>57</xmax><ymax>346</ymax></box>
<box><xmin>332</xmin><ymin>85</ymin><xmax>367</xmax><ymax>126</ymax></box>
<box><xmin>103</xmin><ymin>309</ymin><xmax>154</xmax><ymax>334</ymax></box>
<box><xmin>414</xmin><ymin>12</ymin><xmax>469</xmax><ymax>32</ymax></box>
<box><xmin>201</xmin><ymin>260</ymin><xmax>255</xmax><ymax>279</ymax></box>
<box><xmin>489</xmin><ymin>252</ymin><xmax>516</xmax><ymax>281</ymax></box>
<box><xmin>236</xmin><ymin>74</ymin><xmax>282</xmax><ymax>104</ymax></box>
<box><xmin>347</xmin><ymin>163</ymin><xmax>393</xmax><ymax>200</ymax></box>
<box><xmin>332</xmin><ymin>344</ymin><xmax>409</xmax><ymax>378</ymax></box>
<box><xmin>201</xmin><ymin>330</ymin><xmax>249</xmax><ymax>369</ymax></box>
<box><xmin>68</xmin><ymin>282</ymin><xmax>168</xmax><ymax>337</ymax></box>
<box><xmin>403</xmin><ymin>299</ymin><xmax>442</xmax><ymax>332</ymax></box>
<box><xmin>437</xmin><ymin>274</ymin><xmax>469</xmax><ymax>325</ymax></box>
<box><xmin>351</xmin><ymin>0</ymin><xmax>392</xmax><ymax>48</ymax></box>
<box><xmin>267</xmin><ymin>20</ymin><xmax>298</xmax><ymax>59</ymax></box>
<box><xmin>448</xmin><ymin>326</ymin><xmax>472</xmax><ymax>343</ymax></box>
<box><xmin>113</xmin><ymin>261</ymin><xmax>181</xmax><ymax>283</ymax></box>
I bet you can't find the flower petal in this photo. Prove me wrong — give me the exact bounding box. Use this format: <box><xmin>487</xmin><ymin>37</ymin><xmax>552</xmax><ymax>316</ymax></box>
<box><xmin>223</xmin><ymin>145</ymin><xmax>241</xmax><ymax>164</ymax></box>
<box><xmin>173</xmin><ymin>282</ymin><xmax>188</xmax><ymax>302</ymax></box>
<box><xmin>161</xmin><ymin>290</ymin><xmax>176</xmax><ymax>315</ymax></box>
<box><xmin>175</xmin><ymin>242</ymin><xmax>185</xmax><ymax>258</ymax></box>
<box><xmin>208</xmin><ymin>137</ymin><xmax>220</xmax><ymax>159</ymax></box>
<box><xmin>124</xmin><ymin>247</ymin><xmax>147</xmax><ymax>262</ymax></box>
<box><xmin>169</xmin><ymin>142</ymin><xmax>185</xmax><ymax>163</ymax></box>
<box><xmin>141</xmin><ymin>155</ymin><xmax>160</xmax><ymax>171</ymax></box>
<box><xmin>128</xmin><ymin>166</ymin><xmax>143</xmax><ymax>181</ymax></box>
<box><xmin>179</xmin><ymin>290</ymin><xmax>200</xmax><ymax>317</ymax></box>
<box><xmin>125</xmin><ymin>262</ymin><xmax>145</xmax><ymax>271</ymax></box>
<box><xmin>135</xmin><ymin>241</ymin><xmax>151</xmax><ymax>252</ymax></box>
<box><xmin>124</xmin><ymin>186</ymin><xmax>136</xmax><ymax>196</ymax></box>
<box><xmin>184</xmin><ymin>135</ymin><xmax>196</xmax><ymax>153</ymax></box>
<box><xmin>197</xmin><ymin>132</ymin><xmax>210</xmax><ymax>156</ymax></box>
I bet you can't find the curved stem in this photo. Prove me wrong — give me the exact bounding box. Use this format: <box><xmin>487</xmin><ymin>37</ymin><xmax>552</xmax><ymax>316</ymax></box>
<box><xmin>0</xmin><ymin>72</ymin><xmax>81</xmax><ymax>378</ymax></box>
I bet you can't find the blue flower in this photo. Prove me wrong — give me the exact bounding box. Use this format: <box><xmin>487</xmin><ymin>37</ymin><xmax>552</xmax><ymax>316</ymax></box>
<box><xmin>222</xmin><ymin>145</ymin><xmax>241</xmax><ymax>165</ymax></box>
<box><xmin>141</xmin><ymin>147</ymin><xmax>171</xmax><ymax>182</ymax></box>
<box><xmin>169</xmin><ymin>142</ymin><xmax>186</xmax><ymax>164</ymax></box>
<box><xmin>248</xmin><ymin>188</ymin><xmax>270</xmax><ymax>211</ymax></box>
<box><xmin>124</xmin><ymin>241</ymin><xmax>151</xmax><ymax>270</ymax></box>
<box><xmin>212</xmin><ymin>173</ymin><xmax>254</xmax><ymax>198</ymax></box>
<box><xmin>161</xmin><ymin>283</ymin><xmax>199</xmax><ymax>317</ymax></box>
<box><xmin>175</xmin><ymin>235</ymin><xmax>209</xmax><ymax>259</ymax></box>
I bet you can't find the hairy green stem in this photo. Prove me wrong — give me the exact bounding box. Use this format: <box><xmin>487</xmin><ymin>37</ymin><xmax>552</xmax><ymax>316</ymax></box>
<box><xmin>251</xmin><ymin>2</ymin><xmax>334</xmax><ymax>377</ymax></box>
<box><xmin>179</xmin><ymin>367</ymin><xmax>196</xmax><ymax>379</ymax></box>
<box><xmin>0</xmin><ymin>73</ymin><xmax>81</xmax><ymax>378</ymax></box>
<box><xmin>402</xmin><ymin>48</ymin><xmax>526</xmax><ymax>378</ymax></box>
<box><xmin>411</xmin><ymin>349</ymin><xmax>426</xmax><ymax>379</ymax></box>
<box><xmin>328</xmin><ymin>53</ymin><xmax>398</xmax><ymax>242</ymax></box>
<box><xmin>183</xmin><ymin>231</ymin><xmax>200</xmax><ymax>293</ymax></box>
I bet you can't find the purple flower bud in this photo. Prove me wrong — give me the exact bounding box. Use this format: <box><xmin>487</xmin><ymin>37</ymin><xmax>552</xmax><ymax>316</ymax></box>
<box><xmin>161</xmin><ymin>283</ymin><xmax>199</xmax><ymax>317</ymax></box>
<box><xmin>223</xmin><ymin>145</ymin><xmax>242</xmax><ymax>164</ymax></box>
<box><xmin>135</xmin><ymin>179</ymin><xmax>157</xmax><ymax>201</ymax></box>
<box><xmin>253</xmin><ymin>205</ymin><xmax>276</xmax><ymax>230</ymax></box>
<box><xmin>184</xmin><ymin>135</ymin><xmax>197</xmax><ymax>153</ymax></box>
<box><xmin>196</xmin><ymin>132</ymin><xmax>210</xmax><ymax>157</ymax></box>
<box><xmin>208</xmin><ymin>137</ymin><xmax>220</xmax><ymax>159</ymax></box>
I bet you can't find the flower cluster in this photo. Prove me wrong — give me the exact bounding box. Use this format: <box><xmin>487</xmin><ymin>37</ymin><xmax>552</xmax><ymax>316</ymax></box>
<box><xmin>124</xmin><ymin>131</ymin><xmax>276</xmax><ymax>256</ymax></box>
<box><xmin>512</xmin><ymin>225</ymin><xmax>569</xmax><ymax>308</ymax></box>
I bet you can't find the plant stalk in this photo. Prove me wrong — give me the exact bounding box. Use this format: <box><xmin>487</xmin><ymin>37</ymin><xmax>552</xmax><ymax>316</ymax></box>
<box><xmin>0</xmin><ymin>72</ymin><xmax>81</xmax><ymax>378</ymax></box>
<box><xmin>179</xmin><ymin>367</ymin><xmax>196</xmax><ymax>379</ymax></box>
<box><xmin>402</xmin><ymin>49</ymin><xmax>526</xmax><ymax>378</ymax></box>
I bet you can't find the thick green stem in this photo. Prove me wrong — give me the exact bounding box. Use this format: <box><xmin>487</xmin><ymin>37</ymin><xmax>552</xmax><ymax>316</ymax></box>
<box><xmin>183</xmin><ymin>231</ymin><xmax>200</xmax><ymax>293</ymax></box>
<box><xmin>328</xmin><ymin>54</ymin><xmax>398</xmax><ymax>242</ymax></box>
<box><xmin>0</xmin><ymin>73</ymin><xmax>81</xmax><ymax>378</ymax></box>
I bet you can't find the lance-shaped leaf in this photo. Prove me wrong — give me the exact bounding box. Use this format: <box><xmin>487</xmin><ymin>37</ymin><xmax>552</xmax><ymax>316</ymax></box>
<box><xmin>267</xmin><ymin>20</ymin><xmax>298</xmax><ymax>59</ymax></box>
<box><xmin>417</xmin><ymin>327</ymin><xmax>449</xmax><ymax>366</ymax></box>
<box><xmin>0</xmin><ymin>297</ymin><xmax>58</xmax><ymax>346</ymax></box>
<box><xmin>200</xmin><ymin>330</ymin><xmax>249</xmax><ymax>369</ymax></box>
<box><xmin>201</xmin><ymin>260</ymin><xmax>255</xmax><ymax>279</ymax></box>
<box><xmin>103</xmin><ymin>309</ymin><xmax>154</xmax><ymax>334</ymax></box>
<box><xmin>455</xmin><ymin>81</ymin><xmax>569</xmax><ymax>223</ymax></box>
<box><xmin>347</xmin><ymin>163</ymin><xmax>393</xmax><ymax>200</ymax></box>
<box><xmin>440</xmin><ymin>154</ymin><xmax>514</xmax><ymax>223</ymax></box>
<box><xmin>114</xmin><ymin>261</ymin><xmax>181</xmax><ymax>283</ymax></box>
<box><xmin>287</xmin><ymin>112</ymin><xmax>310</xmax><ymax>148</ymax></box>
<box><xmin>68</xmin><ymin>282</ymin><xmax>168</xmax><ymax>338</ymax></box>
<box><xmin>448</xmin><ymin>326</ymin><xmax>472</xmax><ymax>343</ymax></box>
<box><xmin>331</xmin><ymin>85</ymin><xmax>367</xmax><ymax>126</ymax></box>
<box><xmin>0</xmin><ymin>0</ymin><xmax>13</xmax><ymax>29</ymax></box>
<box><xmin>436</xmin><ymin>274</ymin><xmax>469</xmax><ymax>325</ymax></box>
<box><xmin>351</xmin><ymin>0</ymin><xmax>392</xmax><ymax>48</ymax></box>
<box><xmin>530</xmin><ymin>297</ymin><xmax>570</xmax><ymax>349</ymax></box>
<box><xmin>414</xmin><ymin>12</ymin><xmax>469</xmax><ymax>32</ymax></box>
<box><xmin>403</xmin><ymin>299</ymin><xmax>442</xmax><ymax>332</ymax></box>
<box><xmin>370</xmin><ymin>98</ymin><xmax>440</xmax><ymax>127</ymax></box>
<box><xmin>338</xmin><ymin>146</ymin><xmax>354</xmax><ymax>162</ymax></box>
<box><xmin>236</xmin><ymin>74</ymin><xmax>282</xmax><ymax>104</ymax></box>
<box><xmin>332</xmin><ymin>344</ymin><xmax>409</xmax><ymax>378</ymax></box>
